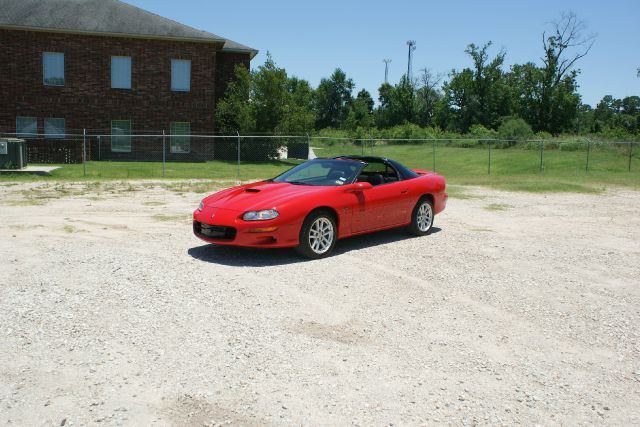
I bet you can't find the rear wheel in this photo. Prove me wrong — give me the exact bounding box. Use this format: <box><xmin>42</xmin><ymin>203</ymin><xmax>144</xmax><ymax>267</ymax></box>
<box><xmin>296</xmin><ymin>211</ymin><xmax>337</xmax><ymax>259</ymax></box>
<box><xmin>408</xmin><ymin>198</ymin><xmax>434</xmax><ymax>236</ymax></box>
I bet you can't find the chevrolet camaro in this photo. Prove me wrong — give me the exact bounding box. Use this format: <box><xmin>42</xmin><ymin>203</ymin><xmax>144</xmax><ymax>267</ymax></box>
<box><xmin>193</xmin><ymin>156</ymin><xmax>447</xmax><ymax>259</ymax></box>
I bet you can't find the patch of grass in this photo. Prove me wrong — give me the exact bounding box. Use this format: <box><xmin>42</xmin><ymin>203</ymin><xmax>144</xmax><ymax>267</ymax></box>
<box><xmin>470</xmin><ymin>227</ymin><xmax>495</xmax><ymax>232</ymax></box>
<box><xmin>1</xmin><ymin>144</ymin><xmax>638</xmax><ymax>194</ymax></box>
<box><xmin>63</xmin><ymin>225</ymin><xmax>81</xmax><ymax>233</ymax></box>
<box><xmin>7</xmin><ymin>224</ymin><xmax>44</xmax><ymax>230</ymax></box>
<box><xmin>484</xmin><ymin>203</ymin><xmax>513</xmax><ymax>211</ymax></box>
<box><xmin>5</xmin><ymin>198</ymin><xmax>47</xmax><ymax>206</ymax></box>
<box><xmin>446</xmin><ymin>185</ymin><xmax>482</xmax><ymax>199</ymax></box>
<box><xmin>159</xmin><ymin>181</ymin><xmax>230</xmax><ymax>194</ymax></box>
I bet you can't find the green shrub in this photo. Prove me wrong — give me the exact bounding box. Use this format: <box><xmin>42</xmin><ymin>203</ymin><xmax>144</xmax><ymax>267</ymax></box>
<box><xmin>497</xmin><ymin>117</ymin><xmax>534</xmax><ymax>147</ymax></box>
<box><xmin>468</xmin><ymin>124</ymin><xmax>497</xmax><ymax>138</ymax></box>
<box><xmin>536</xmin><ymin>131</ymin><xmax>553</xmax><ymax>140</ymax></box>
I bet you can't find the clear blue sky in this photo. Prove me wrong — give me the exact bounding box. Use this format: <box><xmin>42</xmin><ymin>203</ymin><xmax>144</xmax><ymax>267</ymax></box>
<box><xmin>127</xmin><ymin>0</ymin><xmax>639</xmax><ymax>107</ymax></box>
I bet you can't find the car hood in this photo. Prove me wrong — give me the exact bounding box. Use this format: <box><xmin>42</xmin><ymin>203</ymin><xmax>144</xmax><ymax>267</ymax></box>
<box><xmin>203</xmin><ymin>181</ymin><xmax>328</xmax><ymax>212</ymax></box>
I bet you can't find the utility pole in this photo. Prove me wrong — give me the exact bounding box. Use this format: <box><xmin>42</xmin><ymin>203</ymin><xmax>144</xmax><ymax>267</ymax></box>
<box><xmin>406</xmin><ymin>40</ymin><xmax>416</xmax><ymax>82</ymax></box>
<box><xmin>383</xmin><ymin>59</ymin><xmax>392</xmax><ymax>84</ymax></box>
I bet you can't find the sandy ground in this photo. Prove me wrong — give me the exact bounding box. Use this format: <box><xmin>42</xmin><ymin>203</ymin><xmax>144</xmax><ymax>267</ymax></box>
<box><xmin>0</xmin><ymin>180</ymin><xmax>639</xmax><ymax>426</ymax></box>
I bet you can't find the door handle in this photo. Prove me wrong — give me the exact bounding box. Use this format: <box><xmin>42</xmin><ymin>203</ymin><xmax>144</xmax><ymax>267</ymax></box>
<box><xmin>400</xmin><ymin>189</ymin><xmax>408</xmax><ymax>194</ymax></box>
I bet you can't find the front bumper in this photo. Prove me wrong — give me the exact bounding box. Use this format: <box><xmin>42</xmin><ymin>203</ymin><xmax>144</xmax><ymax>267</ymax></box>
<box><xmin>193</xmin><ymin>207</ymin><xmax>300</xmax><ymax>248</ymax></box>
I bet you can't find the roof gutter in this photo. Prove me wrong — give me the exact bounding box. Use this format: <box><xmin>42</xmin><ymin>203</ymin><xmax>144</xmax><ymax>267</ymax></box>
<box><xmin>221</xmin><ymin>48</ymin><xmax>259</xmax><ymax>60</ymax></box>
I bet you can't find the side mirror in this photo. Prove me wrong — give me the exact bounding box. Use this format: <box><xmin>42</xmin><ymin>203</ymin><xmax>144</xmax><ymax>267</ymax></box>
<box><xmin>346</xmin><ymin>181</ymin><xmax>373</xmax><ymax>192</ymax></box>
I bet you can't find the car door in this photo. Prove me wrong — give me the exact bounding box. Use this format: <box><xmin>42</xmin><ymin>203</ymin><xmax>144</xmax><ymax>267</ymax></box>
<box><xmin>349</xmin><ymin>162</ymin><xmax>411</xmax><ymax>233</ymax></box>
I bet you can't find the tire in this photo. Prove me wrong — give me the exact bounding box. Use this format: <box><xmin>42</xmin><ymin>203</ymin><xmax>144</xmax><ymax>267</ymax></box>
<box><xmin>408</xmin><ymin>197</ymin><xmax>434</xmax><ymax>236</ymax></box>
<box><xmin>296</xmin><ymin>210</ymin><xmax>337</xmax><ymax>259</ymax></box>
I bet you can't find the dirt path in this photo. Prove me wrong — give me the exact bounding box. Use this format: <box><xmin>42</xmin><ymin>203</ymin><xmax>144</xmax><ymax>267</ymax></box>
<box><xmin>1</xmin><ymin>181</ymin><xmax>639</xmax><ymax>426</ymax></box>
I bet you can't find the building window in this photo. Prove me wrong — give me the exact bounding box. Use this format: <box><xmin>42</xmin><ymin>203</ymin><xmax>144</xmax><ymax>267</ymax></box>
<box><xmin>44</xmin><ymin>118</ymin><xmax>65</xmax><ymax>139</ymax></box>
<box><xmin>111</xmin><ymin>120</ymin><xmax>132</xmax><ymax>152</ymax></box>
<box><xmin>170</xmin><ymin>122</ymin><xmax>190</xmax><ymax>153</ymax></box>
<box><xmin>43</xmin><ymin>52</ymin><xmax>65</xmax><ymax>86</ymax></box>
<box><xmin>111</xmin><ymin>56</ymin><xmax>132</xmax><ymax>89</ymax></box>
<box><xmin>171</xmin><ymin>59</ymin><xmax>191</xmax><ymax>91</ymax></box>
<box><xmin>16</xmin><ymin>117</ymin><xmax>37</xmax><ymax>137</ymax></box>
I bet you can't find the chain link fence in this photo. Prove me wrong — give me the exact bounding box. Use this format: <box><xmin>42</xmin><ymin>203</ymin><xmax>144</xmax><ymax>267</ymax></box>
<box><xmin>1</xmin><ymin>130</ymin><xmax>638</xmax><ymax>179</ymax></box>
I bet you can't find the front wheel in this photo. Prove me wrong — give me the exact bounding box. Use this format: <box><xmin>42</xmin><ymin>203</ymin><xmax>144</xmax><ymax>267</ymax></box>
<box><xmin>296</xmin><ymin>211</ymin><xmax>337</xmax><ymax>259</ymax></box>
<box><xmin>408</xmin><ymin>198</ymin><xmax>434</xmax><ymax>236</ymax></box>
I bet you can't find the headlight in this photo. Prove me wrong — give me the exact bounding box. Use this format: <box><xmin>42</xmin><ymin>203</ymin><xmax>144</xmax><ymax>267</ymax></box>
<box><xmin>242</xmin><ymin>209</ymin><xmax>279</xmax><ymax>221</ymax></box>
<box><xmin>198</xmin><ymin>201</ymin><xmax>204</xmax><ymax>211</ymax></box>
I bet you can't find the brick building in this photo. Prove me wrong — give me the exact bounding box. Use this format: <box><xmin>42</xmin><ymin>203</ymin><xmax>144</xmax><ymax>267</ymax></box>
<box><xmin>0</xmin><ymin>0</ymin><xmax>257</xmax><ymax>162</ymax></box>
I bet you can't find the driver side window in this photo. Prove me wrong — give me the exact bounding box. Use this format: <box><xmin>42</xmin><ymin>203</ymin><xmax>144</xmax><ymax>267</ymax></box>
<box><xmin>358</xmin><ymin>162</ymin><xmax>399</xmax><ymax>186</ymax></box>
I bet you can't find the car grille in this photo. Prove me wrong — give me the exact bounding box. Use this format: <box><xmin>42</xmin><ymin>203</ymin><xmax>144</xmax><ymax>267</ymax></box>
<box><xmin>193</xmin><ymin>221</ymin><xmax>237</xmax><ymax>241</ymax></box>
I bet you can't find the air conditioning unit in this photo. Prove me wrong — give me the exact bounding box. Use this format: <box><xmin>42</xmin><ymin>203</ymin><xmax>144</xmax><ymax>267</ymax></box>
<box><xmin>0</xmin><ymin>138</ymin><xmax>27</xmax><ymax>169</ymax></box>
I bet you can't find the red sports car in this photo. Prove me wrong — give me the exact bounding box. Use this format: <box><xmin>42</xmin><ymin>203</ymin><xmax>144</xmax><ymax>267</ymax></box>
<box><xmin>193</xmin><ymin>156</ymin><xmax>447</xmax><ymax>258</ymax></box>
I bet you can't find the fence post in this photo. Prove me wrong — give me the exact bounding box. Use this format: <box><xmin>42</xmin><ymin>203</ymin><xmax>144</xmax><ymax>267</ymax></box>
<box><xmin>306</xmin><ymin>132</ymin><xmax>310</xmax><ymax>160</ymax></box>
<box><xmin>97</xmin><ymin>135</ymin><xmax>101</xmax><ymax>161</ymax></box>
<box><xmin>432</xmin><ymin>139</ymin><xmax>436</xmax><ymax>172</ymax></box>
<box><xmin>236</xmin><ymin>131</ymin><xmax>241</xmax><ymax>181</ymax></box>
<box><xmin>82</xmin><ymin>128</ymin><xmax>86</xmax><ymax>176</ymax></box>
<box><xmin>585</xmin><ymin>139</ymin><xmax>591</xmax><ymax>172</ymax></box>
<box><xmin>370</xmin><ymin>136</ymin><xmax>374</xmax><ymax>154</ymax></box>
<box><xmin>539</xmin><ymin>140</ymin><xmax>544</xmax><ymax>172</ymax></box>
<box><xmin>162</xmin><ymin>130</ymin><xmax>166</xmax><ymax>177</ymax></box>
<box><xmin>629</xmin><ymin>142</ymin><xmax>634</xmax><ymax>172</ymax></box>
<box><xmin>488</xmin><ymin>139</ymin><xmax>492</xmax><ymax>175</ymax></box>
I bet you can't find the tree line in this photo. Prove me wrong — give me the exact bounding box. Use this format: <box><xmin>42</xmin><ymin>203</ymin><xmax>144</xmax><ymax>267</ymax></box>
<box><xmin>216</xmin><ymin>12</ymin><xmax>639</xmax><ymax>140</ymax></box>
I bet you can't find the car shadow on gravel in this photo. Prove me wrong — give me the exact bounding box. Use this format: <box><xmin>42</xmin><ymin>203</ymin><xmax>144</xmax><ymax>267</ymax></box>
<box><xmin>188</xmin><ymin>227</ymin><xmax>441</xmax><ymax>267</ymax></box>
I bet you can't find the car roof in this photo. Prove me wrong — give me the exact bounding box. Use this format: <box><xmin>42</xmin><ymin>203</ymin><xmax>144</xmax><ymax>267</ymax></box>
<box><xmin>332</xmin><ymin>155</ymin><xmax>390</xmax><ymax>163</ymax></box>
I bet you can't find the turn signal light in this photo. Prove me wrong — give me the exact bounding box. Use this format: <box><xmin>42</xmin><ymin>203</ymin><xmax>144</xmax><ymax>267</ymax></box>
<box><xmin>248</xmin><ymin>227</ymin><xmax>279</xmax><ymax>233</ymax></box>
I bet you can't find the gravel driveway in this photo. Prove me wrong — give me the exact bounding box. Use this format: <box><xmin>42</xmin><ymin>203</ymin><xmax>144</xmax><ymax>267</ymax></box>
<box><xmin>1</xmin><ymin>181</ymin><xmax>639</xmax><ymax>426</ymax></box>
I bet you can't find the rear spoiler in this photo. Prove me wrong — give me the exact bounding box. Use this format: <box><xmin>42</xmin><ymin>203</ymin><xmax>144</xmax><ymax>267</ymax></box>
<box><xmin>411</xmin><ymin>169</ymin><xmax>432</xmax><ymax>175</ymax></box>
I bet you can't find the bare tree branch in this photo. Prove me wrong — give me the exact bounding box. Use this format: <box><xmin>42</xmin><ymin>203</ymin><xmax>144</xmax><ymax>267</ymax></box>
<box><xmin>543</xmin><ymin>11</ymin><xmax>597</xmax><ymax>86</ymax></box>
<box><xmin>418</xmin><ymin>68</ymin><xmax>443</xmax><ymax>91</ymax></box>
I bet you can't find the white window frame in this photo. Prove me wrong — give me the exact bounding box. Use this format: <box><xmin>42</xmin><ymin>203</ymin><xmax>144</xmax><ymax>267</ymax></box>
<box><xmin>111</xmin><ymin>120</ymin><xmax>132</xmax><ymax>153</ymax></box>
<box><xmin>170</xmin><ymin>122</ymin><xmax>191</xmax><ymax>153</ymax></box>
<box><xmin>16</xmin><ymin>117</ymin><xmax>38</xmax><ymax>137</ymax></box>
<box><xmin>111</xmin><ymin>56</ymin><xmax>132</xmax><ymax>89</ymax></box>
<box><xmin>171</xmin><ymin>59</ymin><xmax>191</xmax><ymax>92</ymax></box>
<box><xmin>43</xmin><ymin>52</ymin><xmax>65</xmax><ymax>86</ymax></box>
<box><xmin>44</xmin><ymin>118</ymin><xmax>66</xmax><ymax>139</ymax></box>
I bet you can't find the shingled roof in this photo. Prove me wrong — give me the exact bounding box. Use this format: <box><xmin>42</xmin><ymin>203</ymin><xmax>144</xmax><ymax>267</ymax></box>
<box><xmin>0</xmin><ymin>0</ymin><xmax>257</xmax><ymax>58</ymax></box>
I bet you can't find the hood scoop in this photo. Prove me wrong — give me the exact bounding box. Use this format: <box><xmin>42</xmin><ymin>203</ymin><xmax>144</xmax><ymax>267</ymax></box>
<box><xmin>244</xmin><ymin>188</ymin><xmax>261</xmax><ymax>193</ymax></box>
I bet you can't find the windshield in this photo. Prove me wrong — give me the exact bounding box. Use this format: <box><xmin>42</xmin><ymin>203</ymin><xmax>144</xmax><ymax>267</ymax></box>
<box><xmin>273</xmin><ymin>159</ymin><xmax>363</xmax><ymax>186</ymax></box>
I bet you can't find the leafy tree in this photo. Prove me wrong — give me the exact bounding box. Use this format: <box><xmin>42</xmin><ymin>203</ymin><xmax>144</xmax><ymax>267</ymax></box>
<box><xmin>374</xmin><ymin>82</ymin><xmax>394</xmax><ymax>127</ymax></box>
<box><xmin>215</xmin><ymin>64</ymin><xmax>255</xmax><ymax>133</ymax></box>
<box><xmin>622</xmin><ymin>96</ymin><xmax>640</xmax><ymax>116</ymax></box>
<box><xmin>415</xmin><ymin>68</ymin><xmax>443</xmax><ymax>127</ymax></box>
<box><xmin>593</xmin><ymin>95</ymin><xmax>640</xmax><ymax>134</ymax></box>
<box><xmin>252</xmin><ymin>53</ymin><xmax>289</xmax><ymax>132</ymax></box>
<box><xmin>216</xmin><ymin>53</ymin><xmax>315</xmax><ymax>135</ymax></box>
<box><xmin>375</xmin><ymin>75</ymin><xmax>416</xmax><ymax>127</ymax></box>
<box><xmin>344</xmin><ymin>89</ymin><xmax>374</xmax><ymax>130</ymax></box>
<box><xmin>536</xmin><ymin>12</ymin><xmax>595</xmax><ymax>133</ymax></box>
<box><xmin>355</xmin><ymin>89</ymin><xmax>374</xmax><ymax>114</ymax></box>
<box><xmin>575</xmin><ymin>103</ymin><xmax>595</xmax><ymax>133</ymax></box>
<box><xmin>440</xmin><ymin>42</ymin><xmax>510</xmax><ymax>132</ymax></box>
<box><xmin>276</xmin><ymin>77</ymin><xmax>316</xmax><ymax>133</ymax></box>
<box><xmin>314</xmin><ymin>68</ymin><xmax>355</xmax><ymax>129</ymax></box>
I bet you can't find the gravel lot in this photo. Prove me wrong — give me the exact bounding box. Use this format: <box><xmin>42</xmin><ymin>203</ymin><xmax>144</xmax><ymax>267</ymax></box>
<box><xmin>1</xmin><ymin>180</ymin><xmax>639</xmax><ymax>426</ymax></box>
